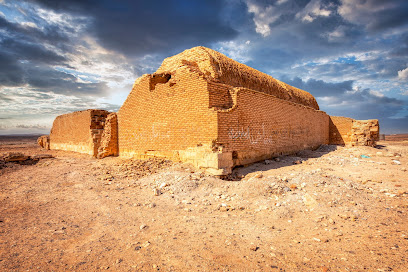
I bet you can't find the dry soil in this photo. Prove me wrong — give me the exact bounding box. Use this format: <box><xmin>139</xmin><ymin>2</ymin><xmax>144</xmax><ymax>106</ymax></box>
<box><xmin>0</xmin><ymin>136</ymin><xmax>407</xmax><ymax>271</ymax></box>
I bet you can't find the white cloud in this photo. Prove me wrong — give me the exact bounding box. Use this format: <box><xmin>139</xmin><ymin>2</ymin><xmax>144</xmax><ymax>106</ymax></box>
<box><xmin>276</xmin><ymin>0</ymin><xmax>288</xmax><ymax>5</ymax></box>
<box><xmin>398</xmin><ymin>67</ymin><xmax>408</xmax><ymax>80</ymax></box>
<box><xmin>296</xmin><ymin>0</ymin><xmax>331</xmax><ymax>23</ymax></box>
<box><xmin>216</xmin><ymin>40</ymin><xmax>252</xmax><ymax>63</ymax></box>
<box><xmin>369</xmin><ymin>90</ymin><xmax>384</xmax><ymax>97</ymax></box>
<box><xmin>246</xmin><ymin>1</ymin><xmax>280</xmax><ymax>37</ymax></box>
<box><xmin>20</xmin><ymin>21</ymin><xmax>38</xmax><ymax>29</ymax></box>
<box><xmin>325</xmin><ymin>26</ymin><xmax>346</xmax><ymax>42</ymax></box>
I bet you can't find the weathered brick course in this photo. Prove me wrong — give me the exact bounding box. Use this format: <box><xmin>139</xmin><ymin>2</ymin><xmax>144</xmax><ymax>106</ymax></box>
<box><xmin>329</xmin><ymin>116</ymin><xmax>379</xmax><ymax>146</ymax></box>
<box><xmin>49</xmin><ymin>109</ymin><xmax>110</xmax><ymax>157</ymax></box>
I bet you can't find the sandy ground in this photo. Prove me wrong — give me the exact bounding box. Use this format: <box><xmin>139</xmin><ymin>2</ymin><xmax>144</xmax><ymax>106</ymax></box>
<box><xmin>0</xmin><ymin>136</ymin><xmax>407</xmax><ymax>271</ymax></box>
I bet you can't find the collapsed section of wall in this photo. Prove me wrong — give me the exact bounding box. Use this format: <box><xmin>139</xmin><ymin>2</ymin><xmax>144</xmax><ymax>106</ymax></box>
<box><xmin>37</xmin><ymin>135</ymin><xmax>50</xmax><ymax>150</ymax></box>
<box><xmin>97</xmin><ymin>113</ymin><xmax>118</xmax><ymax>158</ymax></box>
<box><xmin>216</xmin><ymin>87</ymin><xmax>330</xmax><ymax>168</ymax></box>
<box><xmin>349</xmin><ymin>119</ymin><xmax>379</xmax><ymax>146</ymax></box>
<box><xmin>329</xmin><ymin>116</ymin><xmax>379</xmax><ymax>146</ymax></box>
<box><xmin>49</xmin><ymin>109</ymin><xmax>112</xmax><ymax>157</ymax></box>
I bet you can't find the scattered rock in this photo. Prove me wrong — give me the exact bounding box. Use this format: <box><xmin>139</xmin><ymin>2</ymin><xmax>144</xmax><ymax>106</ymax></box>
<box><xmin>153</xmin><ymin>188</ymin><xmax>161</xmax><ymax>196</ymax></box>
<box><xmin>392</xmin><ymin>160</ymin><xmax>401</xmax><ymax>165</ymax></box>
<box><xmin>142</xmin><ymin>241</ymin><xmax>151</xmax><ymax>247</ymax></box>
<box><xmin>249</xmin><ymin>244</ymin><xmax>259</xmax><ymax>251</ymax></box>
<box><xmin>140</xmin><ymin>224</ymin><xmax>147</xmax><ymax>230</ymax></box>
<box><xmin>2</xmin><ymin>152</ymin><xmax>30</xmax><ymax>162</ymax></box>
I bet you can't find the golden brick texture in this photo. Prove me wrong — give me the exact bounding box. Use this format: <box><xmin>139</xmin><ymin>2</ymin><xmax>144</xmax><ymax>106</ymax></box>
<box><xmin>49</xmin><ymin>109</ymin><xmax>111</xmax><ymax>157</ymax></box>
<box><xmin>156</xmin><ymin>46</ymin><xmax>319</xmax><ymax>110</ymax></box>
<box><xmin>329</xmin><ymin>116</ymin><xmax>379</xmax><ymax>146</ymax></box>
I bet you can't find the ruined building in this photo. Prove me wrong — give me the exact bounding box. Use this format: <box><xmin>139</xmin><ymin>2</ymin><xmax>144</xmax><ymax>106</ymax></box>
<box><xmin>41</xmin><ymin>46</ymin><xmax>379</xmax><ymax>175</ymax></box>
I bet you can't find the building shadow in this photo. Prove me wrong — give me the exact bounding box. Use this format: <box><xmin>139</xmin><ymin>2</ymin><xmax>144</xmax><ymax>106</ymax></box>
<box><xmin>225</xmin><ymin>145</ymin><xmax>340</xmax><ymax>181</ymax></box>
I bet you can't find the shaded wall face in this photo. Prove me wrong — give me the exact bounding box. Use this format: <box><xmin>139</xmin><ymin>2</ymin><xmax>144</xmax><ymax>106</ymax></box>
<box><xmin>329</xmin><ymin>116</ymin><xmax>354</xmax><ymax>145</ymax></box>
<box><xmin>49</xmin><ymin>110</ymin><xmax>110</xmax><ymax>156</ymax></box>
<box><xmin>216</xmin><ymin>88</ymin><xmax>329</xmax><ymax>166</ymax></box>
<box><xmin>117</xmin><ymin>71</ymin><xmax>219</xmax><ymax>158</ymax></box>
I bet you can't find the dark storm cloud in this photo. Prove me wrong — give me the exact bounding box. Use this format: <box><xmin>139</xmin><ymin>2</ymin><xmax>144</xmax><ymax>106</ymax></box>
<box><xmin>280</xmin><ymin>76</ymin><xmax>354</xmax><ymax>97</ymax></box>
<box><xmin>25</xmin><ymin>65</ymin><xmax>109</xmax><ymax>96</ymax></box>
<box><xmin>1</xmin><ymin>38</ymin><xmax>67</xmax><ymax>64</ymax></box>
<box><xmin>0</xmin><ymin>15</ymin><xmax>69</xmax><ymax>46</ymax></box>
<box><xmin>0</xmin><ymin>52</ymin><xmax>25</xmax><ymax>86</ymax></box>
<box><xmin>29</xmin><ymin>0</ymin><xmax>238</xmax><ymax>57</ymax></box>
<box><xmin>338</xmin><ymin>0</ymin><xmax>408</xmax><ymax>32</ymax></box>
<box><xmin>276</xmin><ymin>76</ymin><xmax>406</xmax><ymax>131</ymax></box>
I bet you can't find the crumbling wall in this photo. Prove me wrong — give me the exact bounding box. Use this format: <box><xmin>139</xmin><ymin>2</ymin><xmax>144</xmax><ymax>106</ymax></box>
<box><xmin>156</xmin><ymin>46</ymin><xmax>319</xmax><ymax>110</ymax></box>
<box><xmin>37</xmin><ymin>135</ymin><xmax>50</xmax><ymax>150</ymax></box>
<box><xmin>216</xmin><ymin>87</ymin><xmax>329</xmax><ymax>168</ymax></box>
<box><xmin>49</xmin><ymin>109</ymin><xmax>110</xmax><ymax>156</ymax></box>
<box><xmin>118</xmin><ymin>57</ymin><xmax>330</xmax><ymax>174</ymax></box>
<box><xmin>329</xmin><ymin>116</ymin><xmax>379</xmax><ymax>146</ymax></box>
<box><xmin>97</xmin><ymin>113</ymin><xmax>118</xmax><ymax>158</ymax></box>
<box><xmin>349</xmin><ymin>119</ymin><xmax>379</xmax><ymax>146</ymax></box>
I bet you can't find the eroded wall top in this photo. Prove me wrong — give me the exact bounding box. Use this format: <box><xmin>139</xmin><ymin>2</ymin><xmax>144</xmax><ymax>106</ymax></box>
<box><xmin>156</xmin><ymin>46</ymin><xmax>319</xmax><ymax>110</ymax></box>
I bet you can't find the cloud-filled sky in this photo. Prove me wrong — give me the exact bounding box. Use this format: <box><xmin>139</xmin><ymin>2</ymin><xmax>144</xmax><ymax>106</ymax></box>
<box><xmin>0</xmin><ymin>0</ymin><xmax>407</xmax><ymax>134</ymax></box>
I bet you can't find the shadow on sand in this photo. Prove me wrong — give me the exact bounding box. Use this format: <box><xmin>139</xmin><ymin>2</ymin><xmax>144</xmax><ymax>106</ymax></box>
<box><xmin>225</xmin><ymin>144</ymin><xmax>340</xmax><ymax>181</ymax></box>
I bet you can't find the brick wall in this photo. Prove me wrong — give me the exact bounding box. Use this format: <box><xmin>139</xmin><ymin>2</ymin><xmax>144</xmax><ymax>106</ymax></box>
<box><xmin>215</xmin><ymin>87</ymin><xmax>329</xmax><ymax>167</ymax></box>
<box><xmin>329</xmin><ymin>116</ymin><xmax>379</xmax><ymax>146</ymax></box>
<box><xmin>157</xmin><ymin>46</ymin><xmax>319</xmax><ymax>110</ymax></box>
<box><xmin>349</xmin><ymin>119</ymin><xmax>379</xmax><ymax>146</ymax></box>
<box><xmin>329</xmin><ymin>116</ymin><xmax>354</xmax><ymax>145</ymax></box>
<box><xmin>117</xmin><ymin>68</ymin><xmax>219</xmax><ymax>160</ymax></box>
<box><xmin>49</xmin><ymin>109</ymin><xmax>110</xmax><ymax>156</ymax></box>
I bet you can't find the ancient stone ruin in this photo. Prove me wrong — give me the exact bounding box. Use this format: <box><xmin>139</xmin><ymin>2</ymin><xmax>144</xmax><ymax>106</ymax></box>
<box><xmin>39</xmin><ymin>46</ymin><xmax>379</xmax><ymax>175</ymax></box>
<box><xmin>46</xmin><ymin>109</ymin><xmax>118</xmax><ymax>158</ymax></box>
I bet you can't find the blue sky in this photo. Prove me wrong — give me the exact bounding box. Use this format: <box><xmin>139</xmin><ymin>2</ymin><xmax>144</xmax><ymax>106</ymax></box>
<box><xmin>0</xmin><ymin>0</ymin><xmax>407</xmax><ymax>134</ymax></box>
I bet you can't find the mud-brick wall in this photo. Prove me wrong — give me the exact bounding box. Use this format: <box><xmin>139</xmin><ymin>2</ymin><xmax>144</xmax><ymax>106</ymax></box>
<box><xmin>117</xmin><ymin>69</ymin><xmax>218</xmax><ymax>158</ymax></box>
<box><xmin>329</xmin><ymin>116</ymin><xmax>354</xmax><ymax>145</ymax></box>
<box><xmin>50</xmin><ymin>109</ymin><xmax>110</xmax><ymax>156</ymax></box>
<box><xmin>97</xmin><ymin>113</ymin><xmax>118</xmax><ymax>158</ymax></box>
<box><xmin>216</xmin><ymin>88</ymin><xmax>329</xmax><ymax>166</ymax></box>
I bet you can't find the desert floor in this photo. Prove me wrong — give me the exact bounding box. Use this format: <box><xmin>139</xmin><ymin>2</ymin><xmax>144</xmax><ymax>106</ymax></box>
<box><xmin>0</xmin><ymin>136</ymin><xmax>407</xmax><ymax>271</ymax></box>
